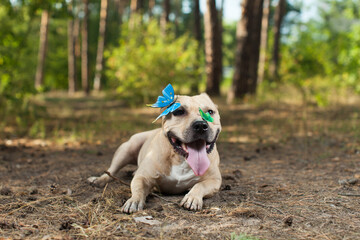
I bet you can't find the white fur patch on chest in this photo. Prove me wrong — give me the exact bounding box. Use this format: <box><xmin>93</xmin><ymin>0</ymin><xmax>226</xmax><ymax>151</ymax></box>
<box><xmin>158</xmin><ymin>161</ymin><xmax>200</xmax><ymax>194</ymax></box>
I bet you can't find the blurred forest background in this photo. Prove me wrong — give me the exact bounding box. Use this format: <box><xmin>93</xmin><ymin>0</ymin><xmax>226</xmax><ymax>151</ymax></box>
<box><xmin>2</xmin><ymin>2</ymin><xmax>360</xmax><ymax>239</ymax></box>
<box><xmin>1</xmin><ymin>0</ymin><xmax>360</xmax><ymax>139</ymax></box>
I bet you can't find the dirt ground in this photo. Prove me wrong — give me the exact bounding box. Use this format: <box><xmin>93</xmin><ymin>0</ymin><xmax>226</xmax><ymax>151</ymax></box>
<box><xmin>1</xmin><ymin>97</ymin><xmax>360</xmax><ymax>239</ymax></box>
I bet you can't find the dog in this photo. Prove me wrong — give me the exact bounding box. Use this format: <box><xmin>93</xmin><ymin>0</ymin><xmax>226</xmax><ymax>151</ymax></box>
<box><xmin>88</xmin><ymin>92</ymin><xmax>222</xmax><ymax>213</ymax></box>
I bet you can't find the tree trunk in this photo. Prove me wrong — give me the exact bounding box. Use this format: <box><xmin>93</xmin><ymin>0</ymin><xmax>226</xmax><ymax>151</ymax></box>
<box><xmin>194</xmin><ymin>0</ymin><xmax>201</xmax><ymax>43</ymax></box>
<box><xmin>148</xmin><ymin>0</ymin><xmax>156</xmax><ymax>18</ymax></box>
<box><xmin>191</xmin><ymin>0</ymin><xmax>201</xmax><ymax>93</ymax></box>
<box><xmin>218</xmin><ymin>0</ymin><xmax>224</xmax><ymax>83</ymax></box>
<box><xmin>81</xmin><ymin>0</ymin><xmax>89</xmax><ymax>94</ymax></box>
<box><xmin>227</xmin><ymin>0</ymin><xmax>264</xmax><ymax>102</ymax></box>
<box><xmin>68</xmin><ymin>5</ymin><xmax>77</xmax><ymax>95</ymax></box>
<box><xmin>258</xmin><ymin>0</ymin><xmax>271</xmax><ymax>84</ymax></box>
<box><xmin>74</xmin><ymin>16</ymin><xmax>81</xmax><ymax>58</ymax></box>
<box><xmin>269</xmin><ymin>0</ymin><xmax>286</xmax><ymax>81</ymax></box>
<box><xmin>174</xmin><ymin>0</ymin><xmax>181</xmax><ymax>36</ymax></box>
<box><xmin>161</xmin><ymin>0</ymin><xmax>170</xmax><ymax>34</ymax></box>
<box><xmin>114</xmin><ymin>0</ymin><xmax>128</xmax><ymax>24</ymax></box>
<box><xmin>94</xmin><ymin>0</ymin><xmax>109</xmax><ymax>92</ymax></box>
<box><xmin>35</xmin><ymin>10</ymin><xmax>50</xmax><ymax>89</ymax></box>
<box><xmin>130</xmin><ymin>0</ymin><xmax>142</xmax><ymax>12</ymax></box>
<box><xmin>129</xmin><ymin>0</ymin><xmax>142</xmax><ymax>28</ymax></box>
<box><xmin>204</xmin><ymin>0</ymin><xmax>222</xmax><ymax>96</ymax></box>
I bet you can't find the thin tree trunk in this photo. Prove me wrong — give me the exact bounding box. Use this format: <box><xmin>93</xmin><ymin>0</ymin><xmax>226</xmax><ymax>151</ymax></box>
<box><xmin>219</xmin><ymin>0</ymin><xmax>225</xmax><ymax>38</ymax></box>
<box><xmin>73</xmin><ymin>3</ymin><xmax>81</xmax><ymax>85</ymax></box>
<box><xmin>68</xmin><ymin>4</ymin><xmax>77</xmax><ymax>95</ymax></box>
<box><xmin>191</xmin><ymin>0</ymin><xmax>201</xmax><ymax>93</ymax></box>
<box><xmin>81</xmin><ymin>0</ymin><xmax>89</xmax><ymax>94</ymax></box>
<box><xmin>35</xmin><ymin>10</ymin><xmax>50</xmax><ymax>89</ymax></box>
<box><xmin>161</xmin><ymin>0</ymin><xmax>170</xmax><ymax>34</ymax></box>
<box><xmin>270</xmin><ymin>0</ymin><xmax>286</xmax><ymax>81</ymax></box>
<box><xmin>74</xmin><ymin>16</ymin><xmax>81</xmax><ymax>58</ymax></box>
<box><xmin>194</xmin><ymin>0</ymin><xmax>201</xmax><ymax>43</ymax></box>
<box><xmin>204</xmin><ymin>0</ymin><xmax>222</xmax><ymax>96</ymax></box>
<box><xmin>227</xmin><ymin>0</ymin><xmax>264</xmax><ymax>102</ymax></box>
<box><xmin>129</xmin><ymin>0</ymin><xmax>142</xmax><ymax>28</ymax></box>
<box><xmin>94</xmin><ymin>0</ymin><xmax>109</xmax><ymax>92</ymax></box>
<box><xmin>218</xmin><ymin>0</ymin><xmax>224</xmax><ymax>83</ymax></box>
<box><xmin>258</xmin><ymin>0</ymin><xmax>271</xmax><ymax>84</ymax></box>
<box><xmin>228</xmin><ymin>0</ymin><xmax>249</xmax><ymax>102</ymax></box>
<box><xmin>174</xmin><ymin>0</ymin><xmax>181</xmax><ymax>36</ymax></box>
<box><xmin>248</xmin><ymin>0</ymin><xmax>263</xmax><ymax>93</ymax></box>
<box><xmin>130</xmin><ymin>0</ymin><xmax>142</xmax><ymax>12</ymax></box>
<box><xmin>148</xmin><ymin>0</ymin><xmax>156</xmax><ymax>18</ymax></box>
<box><xmin>114</xmin><ymin>0</ymin><xmax>128</xmax><ymax>24</ymax></box>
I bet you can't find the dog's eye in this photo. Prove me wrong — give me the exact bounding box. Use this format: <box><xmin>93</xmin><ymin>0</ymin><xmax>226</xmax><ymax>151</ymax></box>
<box><xmin>173</xmin><ymin>109</ymin><xmax>185</xmax><ymax>116</ymax></box>
<box><xmin>207</xmin><ymin>110</ymin><xmax>215</xmax><ymax>115</ymax></box>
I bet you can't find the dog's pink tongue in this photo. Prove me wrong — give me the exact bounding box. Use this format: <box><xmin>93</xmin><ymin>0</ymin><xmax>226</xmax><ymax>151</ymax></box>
<box><xmin>186</xmin><ymin>140</ymin><xmax>210</xmax><ymax>176</ymax></box>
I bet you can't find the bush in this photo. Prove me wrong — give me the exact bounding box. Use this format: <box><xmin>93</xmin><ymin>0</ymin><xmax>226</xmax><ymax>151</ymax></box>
<box><xmin>106</xmin><ymin>19</ymin><xmax>203</xmax><ymax>103</ymax></box>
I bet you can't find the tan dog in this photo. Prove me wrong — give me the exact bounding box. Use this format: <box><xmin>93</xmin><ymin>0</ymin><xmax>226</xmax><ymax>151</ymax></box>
<box><xmin>88</xmin><ymin>93</ymin><xmax>222</xmax><ymax>213</ymax></box>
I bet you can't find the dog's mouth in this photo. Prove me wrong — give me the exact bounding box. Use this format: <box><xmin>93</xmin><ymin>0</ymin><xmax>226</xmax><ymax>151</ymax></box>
<box><xmin>167</xmin><ymin>133</ymin><xmax>216</xmax><ymax>157</ymax></box>
<box><xmin>167</xmin><ymin>131</ymin><xmax>219</xmax><ymax>176</ymax></box>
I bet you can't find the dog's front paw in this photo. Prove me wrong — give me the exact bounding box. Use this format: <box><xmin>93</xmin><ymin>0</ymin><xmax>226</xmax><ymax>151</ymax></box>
<box><xmin>180</xmin><ymin>194</ymin><xmax>203</xmax><ymax>211</ymax></box>
<box><xmin>121</xmin><ymin>197</ymin><xmax>145</xmax><ymax>214</ymax></box>
<box><xmin>87</xmin><ymin>175</ymin><xmax>111</xmax><ymax>188</ymax></box>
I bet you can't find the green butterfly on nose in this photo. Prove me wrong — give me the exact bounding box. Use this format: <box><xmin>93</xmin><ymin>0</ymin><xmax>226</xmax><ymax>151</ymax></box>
<box><xmin>199</xmin><ymin>108</ymin><xmax>214</xmax><ymax>123</ymax></box>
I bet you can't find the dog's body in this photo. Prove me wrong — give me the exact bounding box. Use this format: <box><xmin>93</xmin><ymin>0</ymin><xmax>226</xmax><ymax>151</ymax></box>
<box><xmin>88</xmin><ymin>94</ymin><xmax>222</xmax><ymax>213</ymax></box>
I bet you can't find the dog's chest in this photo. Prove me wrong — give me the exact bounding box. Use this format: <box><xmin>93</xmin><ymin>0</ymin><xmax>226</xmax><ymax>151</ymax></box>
<box><xmin>158</xmin><ymin>161</ymin><xmax>200</xmax><ymax>194</ymax></box>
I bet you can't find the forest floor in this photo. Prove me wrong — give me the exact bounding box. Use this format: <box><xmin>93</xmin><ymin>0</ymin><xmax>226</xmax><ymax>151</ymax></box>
<box><xmin>1</xmin><ymin>93</ymin><xmax>360</xmax><ymax>240</ymax></box>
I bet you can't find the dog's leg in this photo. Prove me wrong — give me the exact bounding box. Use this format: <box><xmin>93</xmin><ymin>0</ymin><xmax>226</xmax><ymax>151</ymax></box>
<box><xmin>121</xmin><ymin>175</ymin><xmax>154</xmax><ymax>213</ymax></box>
<box><xmin>180</xmin><ymin>167</ymin><xmax>221</xmax><ymax>211</ymax></box>
<box><xmin>87</xmin><ymin>130</ymin><xmax>155</xmax><ymax>187</ymax></box>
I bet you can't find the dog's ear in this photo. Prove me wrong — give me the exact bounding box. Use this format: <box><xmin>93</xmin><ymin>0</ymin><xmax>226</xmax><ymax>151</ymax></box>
<box><xmin>200</xmin><ymin>93</ymin><xmax>211</xmax><ymax>101</ymax></box>
<box><xmin>200</xmin><ymin>93</ymin><xmax>218</xmax><ymax>108</ymax></box>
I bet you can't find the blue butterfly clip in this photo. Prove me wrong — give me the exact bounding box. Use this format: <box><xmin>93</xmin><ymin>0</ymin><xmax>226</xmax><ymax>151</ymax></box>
<box><xmin>148</xmin><ymin>84</ymin><xmax>181</xmax><ymax>122</ymax></box>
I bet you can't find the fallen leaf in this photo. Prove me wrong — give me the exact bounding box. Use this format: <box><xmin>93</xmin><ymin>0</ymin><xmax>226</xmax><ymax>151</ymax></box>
<box><xmin>134</xmin><ymin>216</ymin><xmax>162</xmax><ymax>226</ymax></box>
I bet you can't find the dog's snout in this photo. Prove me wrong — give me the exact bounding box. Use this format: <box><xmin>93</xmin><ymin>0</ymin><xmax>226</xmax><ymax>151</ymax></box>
<box><xmin>192</xmin><ymin>120</ymin><xmax>209</xmax><ymax>133</ymax></box>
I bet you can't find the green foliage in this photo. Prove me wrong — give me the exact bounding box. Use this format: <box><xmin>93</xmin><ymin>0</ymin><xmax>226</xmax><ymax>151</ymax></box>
<box><xmin>106</xmin><ymin>19</ymin><xmax>203</xmax><ymax>103</ymax></box>
<box><xmin>44</xmin><ymin>17</ymin><xmax>69</xmax><ymax>90</ymax></box>
<box><xmin>222</xmin><ymin>22</ymin><xmax>237</xmax><ymax>67</ymax></box>
<box><xmin>0</xmin><ymin>2</ymin><xmax>66</xmax><ymax>135</ymax></box>
<box><xmin>338</xmin><ymin>24</ymin><xmax>360</xmax><ymax>93</ymax></box>
<box><xmin>279</xmin><ymin>0</ymin><xmax>360</xmax><ymax>106</ymax></box>
<box><xmin>0</xmin><ymin>4</ymin><xmax>37</xmax><ymax>126</ymax></box>
<box><xmin>2</xmin><ymin>0</ymin><xmax>360</xmax><ymax>139</ymax></box>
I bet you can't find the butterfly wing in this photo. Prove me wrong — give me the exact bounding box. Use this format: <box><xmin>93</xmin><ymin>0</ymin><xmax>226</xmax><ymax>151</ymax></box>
<box><xmin>149</xmin><ymin>96</ymin><xmax>169</xmax><ymax>108</ymax></box>
<box><xmin>152</xmin><ymin>102</ymin><xmax>181</xmax><ymax>123</ymax></box>
<box><xmin>153</xmin><ymin>107</ymin><xmax>172</xmax><ymax>123</ymax></box>
<box><xmin>149</xmin><ymin>84</ymin><xmax>175</xmax><ymax>108</ymax></box>
<box><xmin>168</xmin><ymin>102</ymin><xmax>181</xmax><ymax>113</ymax></box>
<box><xmin>162</xmin><ymin>84</ymin><xmax>175</xmax><ymax>102</ymax></box>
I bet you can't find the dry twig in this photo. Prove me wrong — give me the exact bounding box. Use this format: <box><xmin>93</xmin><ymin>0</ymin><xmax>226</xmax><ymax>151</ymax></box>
<box><xmin>251</xmin><ymin>201</ymin><xmax>284</xmax><ymax>215</ymax></box>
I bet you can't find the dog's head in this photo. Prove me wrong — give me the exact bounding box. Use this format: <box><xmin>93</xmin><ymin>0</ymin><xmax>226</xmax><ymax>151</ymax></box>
<box><xmin>161</xmin><ymin>93</ymin><xmax>221</xmax><ymax>176</ymax></box>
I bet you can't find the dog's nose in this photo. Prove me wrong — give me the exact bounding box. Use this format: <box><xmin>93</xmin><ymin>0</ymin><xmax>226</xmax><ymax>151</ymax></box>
<box><xmin>192</xmin><ymin>120</ymin><xmax>209</xmax><ymax>133</ymax></box>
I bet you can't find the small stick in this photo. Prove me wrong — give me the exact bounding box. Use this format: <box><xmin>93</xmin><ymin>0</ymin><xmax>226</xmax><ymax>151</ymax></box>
<box><xmin>251</xmin><ymin>201</ymin><xmax>284</xmax><ymax>215</ymax></box>
<box><xmin>101</xmin><ymin>183</ymin><xmax>108</xmax><ymax>198</ymax></box>
<box><xmin>150</xmin><ymin>192</ymin><xmax>177</xmax><ymax>204</ymax></box>
<box><xmin>104</xmin><ymin>171</ymin><xmax>178</xmax><ymax>205</ymax></box>
<box><xmin>104</xmin><ymin>171</ymin><xmax>130</xmax><ymax>186</ymax></box>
